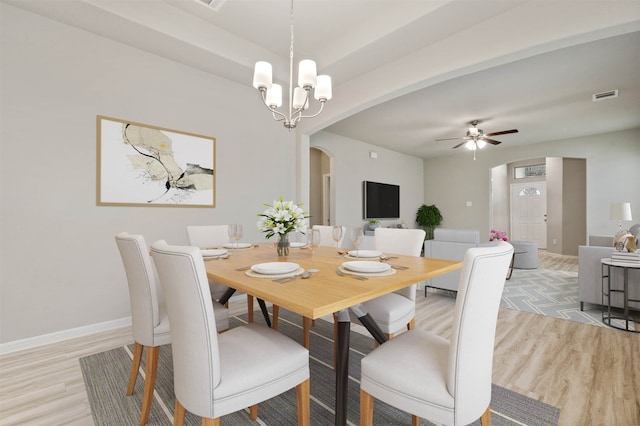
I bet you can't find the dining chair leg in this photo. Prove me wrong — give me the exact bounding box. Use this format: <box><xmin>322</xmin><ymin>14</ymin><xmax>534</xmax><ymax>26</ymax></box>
<box><xmin>407</xmin><ymin>318</ymin><xmax>415</xmax><ymax>330</ymax></box>
<box><xmin>174</xmin><ymin>399</ymin><xmax>186</xmax><ymax>426</ymax></box>
<box><xmin>249</xmin><ymin>404</ymin><xmax>258</xmax><ymax>420</ymax></box>
<box><xmin>296</xmin><ymin>378</ymin><xmax>311</xmax><ymax>426</ymax></box>
<box><xmin>480</xmin><ymin>405</ymin><xmax>492</xmax><ymax>426</ymax></box>
<box><xmin>247</xmin><ymin>295</ymin><xmax>254</xmax><ymax>323</ymax></box>
<box><xmin>140</xmin><ymin>345</ymin><xmax>160</xmax><ymax>425</ymax></box>
<box><xmin>127</xmin><ymin>342</ymin><xmax>143</xmax><ymax>395</ymax></box>
<box><xmin>302</xmin><ymin>317</ymin><xmax>311</xmax><ymax>349</ymax></box>
<box><xmin>312</xmin><ymin>319</ymin><xmax>316</xmax><ymax>326</ymax></box>
<box><xmin>411</xmin><ymin>414</ymin><xmax>420</xmax><ymax>426</ymax></box>
<box><xmin>201</xmin><ymin>418</ymin><xmax>220</xmax><ymax>426</ymax></box>
<box><xmin>359</xmin><ymin>389</ymin><xmax>374</xmax><ymax>426</ymax></box>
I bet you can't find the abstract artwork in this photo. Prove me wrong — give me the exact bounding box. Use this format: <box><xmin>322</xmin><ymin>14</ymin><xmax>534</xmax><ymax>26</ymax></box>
<box><xmin>97</xmin><ymin>116</ymin><xmax>215</xmax><ymax>207</ymax></box>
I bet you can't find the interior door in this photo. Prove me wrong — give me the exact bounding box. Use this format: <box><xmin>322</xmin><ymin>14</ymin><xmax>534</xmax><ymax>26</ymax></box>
<box><xmin>510</xmin><ymin>182</ymin><xmax>547</xmax><ymax>249</ymax></box>
<box><xmin>322</xmin><ymin>173</ymin><xmax>331</xmax><ymax>225</ymax></box>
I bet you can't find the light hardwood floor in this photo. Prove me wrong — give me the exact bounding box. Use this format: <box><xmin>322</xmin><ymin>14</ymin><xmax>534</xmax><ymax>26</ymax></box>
<box><xmin>1</xmin><ymin>253</ymin><xmax>638</xmax><ymax>425</ymax></box>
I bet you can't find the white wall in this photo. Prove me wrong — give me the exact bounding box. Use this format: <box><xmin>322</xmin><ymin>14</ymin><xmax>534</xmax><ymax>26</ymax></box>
<box><xmin>311</xmin><ymin>131</ymin><xmax>424</xmax><ymax>231</ymax></box>
<box><xmin>0</xmin><ymin>5</ymin><xmax>299</xmax><ymax>344</ymax></box>
<box><xmin>424</xmin><ymin>129</ymin><xmax>640</xmax><ymax>242</ymax></box>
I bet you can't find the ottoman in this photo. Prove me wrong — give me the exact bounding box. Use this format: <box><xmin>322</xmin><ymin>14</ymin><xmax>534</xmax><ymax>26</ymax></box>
<box><xmin>511</xmin><ymin>241</ymin><xmax>538</xmax><ymax>269</ymax></box>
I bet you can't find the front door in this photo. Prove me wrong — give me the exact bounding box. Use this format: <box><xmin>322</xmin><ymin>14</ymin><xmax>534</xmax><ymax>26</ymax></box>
<box><xmin>510</xmin><ymin>182</ymin><xmax>547</xmax><ymax>249</ymax></box>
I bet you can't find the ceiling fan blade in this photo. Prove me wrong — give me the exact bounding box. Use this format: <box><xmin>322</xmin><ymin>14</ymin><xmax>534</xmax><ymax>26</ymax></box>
<box><xmin>451</xmin><ymin>141</ymin><xmax>467</xmax><ymax>149</ymax></box>
<box><xmin>485</xmin><ymin>129</ymin><xmax>518</xmax><ymax>137</ymax></box>
<box><xmin>482</xmin><ymin>138</ymin><xmax>502</xmax><ymax>145</ymax></box>
<box><xmin>436</xmin><ymin>136</ymin><xmax>466</xmax><ymax>141</ymax></box>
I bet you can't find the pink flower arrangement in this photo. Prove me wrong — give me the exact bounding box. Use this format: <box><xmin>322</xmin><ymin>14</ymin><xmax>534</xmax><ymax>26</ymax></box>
<box><xmin>489</xmin><ymin>229</ymin><xmax>508</xmax><ymax>241</ymax></box>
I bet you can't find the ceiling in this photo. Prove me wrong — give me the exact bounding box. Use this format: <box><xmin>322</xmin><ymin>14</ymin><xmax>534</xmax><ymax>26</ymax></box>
<box><xmin>7</xmin><ymin>0</ymin><xmax>640</xmax><ymax>159</ymax></box>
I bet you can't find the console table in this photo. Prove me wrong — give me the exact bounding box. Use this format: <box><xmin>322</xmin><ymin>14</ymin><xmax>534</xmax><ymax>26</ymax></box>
<box><xmin>601</xmin><ymin>258</ymin><xmax>640</xmax><ymax>332</ymax></box>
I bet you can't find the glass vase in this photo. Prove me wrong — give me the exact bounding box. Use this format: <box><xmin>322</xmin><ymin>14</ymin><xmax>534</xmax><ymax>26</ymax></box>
<box><xmin>277</xmin><ymin>233</ymin><xmax>290</xmax><ymax>256</ymax></box>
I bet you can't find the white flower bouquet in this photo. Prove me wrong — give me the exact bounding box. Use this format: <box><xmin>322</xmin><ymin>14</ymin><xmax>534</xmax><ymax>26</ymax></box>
<box><xmin>257</xmin><ymin>197</ymin><xmax>310</xmax><ymax>239</ymax></box>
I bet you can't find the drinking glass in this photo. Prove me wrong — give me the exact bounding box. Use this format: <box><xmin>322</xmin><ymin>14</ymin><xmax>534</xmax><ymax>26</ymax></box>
<box><xmin>332</xmin><ymin>225</ymin><xmax>343</xmax><ymax>257</ymax></box>
<box><xmin>308</xmin><ymin>228</ymin><xmax>321</xmax><ymax>272</ymax></box>
<box><xmin>234</xmin><ymin>224</ymin><xmax>243</xmax><ymax>252</ymax></box>
<box><xmin>227</xmin><ymin>224</ymin><xmax>238</xmax><ymax>255</ymax></box>
<box><xmin>350</xmin><ymin>227</ymin><xmax>364</xmax><ymax>258</ymax></box>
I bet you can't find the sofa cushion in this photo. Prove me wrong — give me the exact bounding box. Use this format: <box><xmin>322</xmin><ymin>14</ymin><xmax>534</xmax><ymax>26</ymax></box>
<box><xmin>424</xmin><ymin>229</ymin><xmax>480</xmax><ymax>292</ymax></box>
<box><xmin>433</xmin><ymin>228</ymin><xmax>480</xmax><ymax>244</ymax></box>
<box><xmin>588</xmin><ymin>235</ymin><xmax>614</xmax><ymax>247</ymax></box>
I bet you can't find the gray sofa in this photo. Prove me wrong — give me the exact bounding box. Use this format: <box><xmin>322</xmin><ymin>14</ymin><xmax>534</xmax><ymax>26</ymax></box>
<box><xmin>578</xmin><ymin>232</ymin><xmax>640</xmax><ymax>311</ymax></box>
<box><xmin>423</xmin><ymin>228</ymin><xmax>480</xmax><ymax>293</ymax></box>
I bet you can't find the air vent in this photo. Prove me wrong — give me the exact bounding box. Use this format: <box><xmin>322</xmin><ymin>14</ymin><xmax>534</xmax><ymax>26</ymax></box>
<box><xmin>194</xmin><ymin>0</ymin><xmax>227</xmax><ymax>11</ymax></box>
<box><xmin>592</xmin><ymin>90</ymin><xmax>618</xmax><ymax>102</ymax></box>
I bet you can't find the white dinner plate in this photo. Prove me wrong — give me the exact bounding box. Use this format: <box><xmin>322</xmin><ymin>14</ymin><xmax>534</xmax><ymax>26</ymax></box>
<box><xmin>251</xmin><ymin>262</ymin><xmax>300</xmax><ymax>275</ymax></box>
<box><xmin>223</xmin><ymin>242</ymin><xmax>253</xmax><ymax>249</ymax></box>
<box><xmin>200</xmin><ymin>249</ymin><xmax>227</xmax><ymax>257</ymax></box>
<box><xmin>347</xmin><ymin>250</ymin><xmax>382</xmax><ymax>258</ymax></box>
<box><xmin>290</xmin><ymin>242</ymin><xmax>306</xmax><ymax>248</ymax></box>
<box><xmin>342</xmin><ymin>261</ymin><xmax>391</xmax><ymax>273</ymax></box>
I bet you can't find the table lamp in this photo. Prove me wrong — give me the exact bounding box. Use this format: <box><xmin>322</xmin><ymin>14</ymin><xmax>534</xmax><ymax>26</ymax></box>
<box><xmin>610</xmin><ymin>202</ymin><xmax>632</xmax><ymax>231</ymax></box>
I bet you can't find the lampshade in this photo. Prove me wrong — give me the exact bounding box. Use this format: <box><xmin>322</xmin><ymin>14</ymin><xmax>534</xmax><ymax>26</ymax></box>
<box><xmin>610</xmin><ymin>202</ymin><xmax>633</xmax><ymax>221</ymax></box>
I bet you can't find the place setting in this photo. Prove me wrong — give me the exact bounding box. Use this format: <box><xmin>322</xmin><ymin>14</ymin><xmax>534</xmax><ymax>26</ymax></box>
<box><xmin>244</xmin><ymin>261</ymin><xmax>308</xmax><ymax>282</ymax></box>
<box><xmin>337</xmin><ymin>260</ymin><xmax>397</xmax><ymax>279</ymax></box>
<box><xmin>200</xmin><ymin>248</ymin><xmax>230</xmax><ymax>261</ymax></box>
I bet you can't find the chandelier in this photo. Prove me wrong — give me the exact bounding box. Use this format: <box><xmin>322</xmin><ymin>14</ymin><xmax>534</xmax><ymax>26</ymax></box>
<box><xmin>252</xmin><ymin>0</ymin><xmax>332</xmax><ymax>130</ymax></box>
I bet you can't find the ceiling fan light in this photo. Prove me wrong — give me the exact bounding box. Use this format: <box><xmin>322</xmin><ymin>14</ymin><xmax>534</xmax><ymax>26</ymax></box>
<box><xmin>465</xmin><ymin>141</ymin><xmax>476</xmax><ymax>150</ymax></box>
<box><xmin>468</xmin><ymin>127</ymin><xmax>479</xmax><ymax>136</ymax></box>
<box><xmin>476</xmin><ymin>140</ymin><xmax>487</xmax><ymax>149</ymax></box>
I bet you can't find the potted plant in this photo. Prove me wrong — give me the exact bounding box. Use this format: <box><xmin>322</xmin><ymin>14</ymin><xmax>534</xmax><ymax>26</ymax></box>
<box><xmin>415</xmin><ymin>204</ymin><xmax>442</xmax><ymax>240</ymax></box>
<box><xmin>367</xmin><ymin>219</ymin><xmax>381</xmax><ymax>231</ymax></box>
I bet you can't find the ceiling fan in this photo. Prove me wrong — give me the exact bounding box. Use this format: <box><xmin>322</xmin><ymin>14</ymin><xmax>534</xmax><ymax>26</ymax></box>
<box><xmin>436</xmin><ymin>120</ymin><xmax>518</xmax><ymax>159</ymax></box>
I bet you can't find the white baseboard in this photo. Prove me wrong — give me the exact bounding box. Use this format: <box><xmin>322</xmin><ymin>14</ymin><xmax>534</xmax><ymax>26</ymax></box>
<box><xmin>1</xmin><ymin>294</ymin><xmax>265</xmax><ymax>355</ymax></box>
<box><xmin>0</xmin><ymin>317</ymin><xmax>132</xmax><ymax>355</ymax></box>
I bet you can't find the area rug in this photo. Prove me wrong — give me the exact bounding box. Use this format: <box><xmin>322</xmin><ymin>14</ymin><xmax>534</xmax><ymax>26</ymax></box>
<box><xmin>501</xmin><ymin>268</ymin><xmax>605</xmax><ymax>327</ymax></box>
<box><xmin>81</xmin><ymin>310</ymin><xmax>560</xmax><ymax>426</ymax></box>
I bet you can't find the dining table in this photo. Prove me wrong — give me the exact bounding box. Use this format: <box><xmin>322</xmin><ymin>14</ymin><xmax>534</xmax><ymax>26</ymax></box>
<box><xmin>204</xmin><ymin>242</ymin><xmax>462</xmax><ymax>426</ymax></box>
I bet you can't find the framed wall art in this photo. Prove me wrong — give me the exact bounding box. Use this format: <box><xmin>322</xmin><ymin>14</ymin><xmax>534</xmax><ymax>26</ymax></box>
<box><xmin>97</xmin><ymin>115</ymin><xmax>215</xmax><ymax>207</ymax></box>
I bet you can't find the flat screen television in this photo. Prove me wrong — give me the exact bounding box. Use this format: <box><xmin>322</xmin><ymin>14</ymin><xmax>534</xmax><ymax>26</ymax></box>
<box><xmin>363</xmin><ymin>181</ymin><xmax>400</xmax><ymax>219</ymax></box>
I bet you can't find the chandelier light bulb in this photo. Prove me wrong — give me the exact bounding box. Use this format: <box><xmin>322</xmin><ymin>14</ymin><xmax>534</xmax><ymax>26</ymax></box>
<box><xmin>265</xmin><ymin>84</ymin><xmax>283</xmax><ymax>108</ymax></box>
<box><xmin>298</xmin><ymin>59</ymin><xmax>317</xmax><ymax>89</ymax></box>
<box><xmin>252</xmin><ymin>61</ymin><xmax>272</xmax><ymax>90</ymax></box>
<box><xmin>292</xmin><ymin>87</ymin><xmax>308</xmax><ymax>110</ymax></box>
<box><xmin>315</xmin><ymin>75</ymin><xmax>332</xmax><ymax>101</ymax></box>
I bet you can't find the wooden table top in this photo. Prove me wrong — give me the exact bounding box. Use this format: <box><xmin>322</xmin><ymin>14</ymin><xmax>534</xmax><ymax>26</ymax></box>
<box><xmin>204</xmin><ymin>243</ymin><xmax>462</xmax><ymax>320</ymax></box>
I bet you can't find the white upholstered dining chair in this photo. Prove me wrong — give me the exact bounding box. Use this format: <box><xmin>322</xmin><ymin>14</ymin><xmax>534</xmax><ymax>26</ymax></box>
<box><xmin>150</xmin><ymin>240</ymin><xmax>310</xmax><ymax>426</ymax></box>
<box><xmin>359</xmin><ymin>241</ymin><xmax>513</xmax><ymax>426</ymax></box>
<box><xmin>115</xmin><ymin>232</ymin><xmax>229</xmax><ymax>425</ymax></box>
<box><xmin>365</xmin><ymin>227</ymin><xmax>426</xmax><ymax>338</ymax></box>
<box><xmin>327</xmin><ymin>227</ymin><xmax>426</xmax><ymax>367</ymax></box>
<box><xmin>186</xmin><ymin>225</ymin><xmax>255</xmax><ymax>320</ymax></box>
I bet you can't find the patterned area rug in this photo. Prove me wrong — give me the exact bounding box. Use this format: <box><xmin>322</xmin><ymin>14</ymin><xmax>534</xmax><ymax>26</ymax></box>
<box><xmin>501</xmin><ymin>268</ymin><xmax>605</xmax><ymax>327</ymax></box>
<box><xmin>80</xmin><ymin>310</ymin><xmax>560</xmax><ymax>425</ymax></box>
